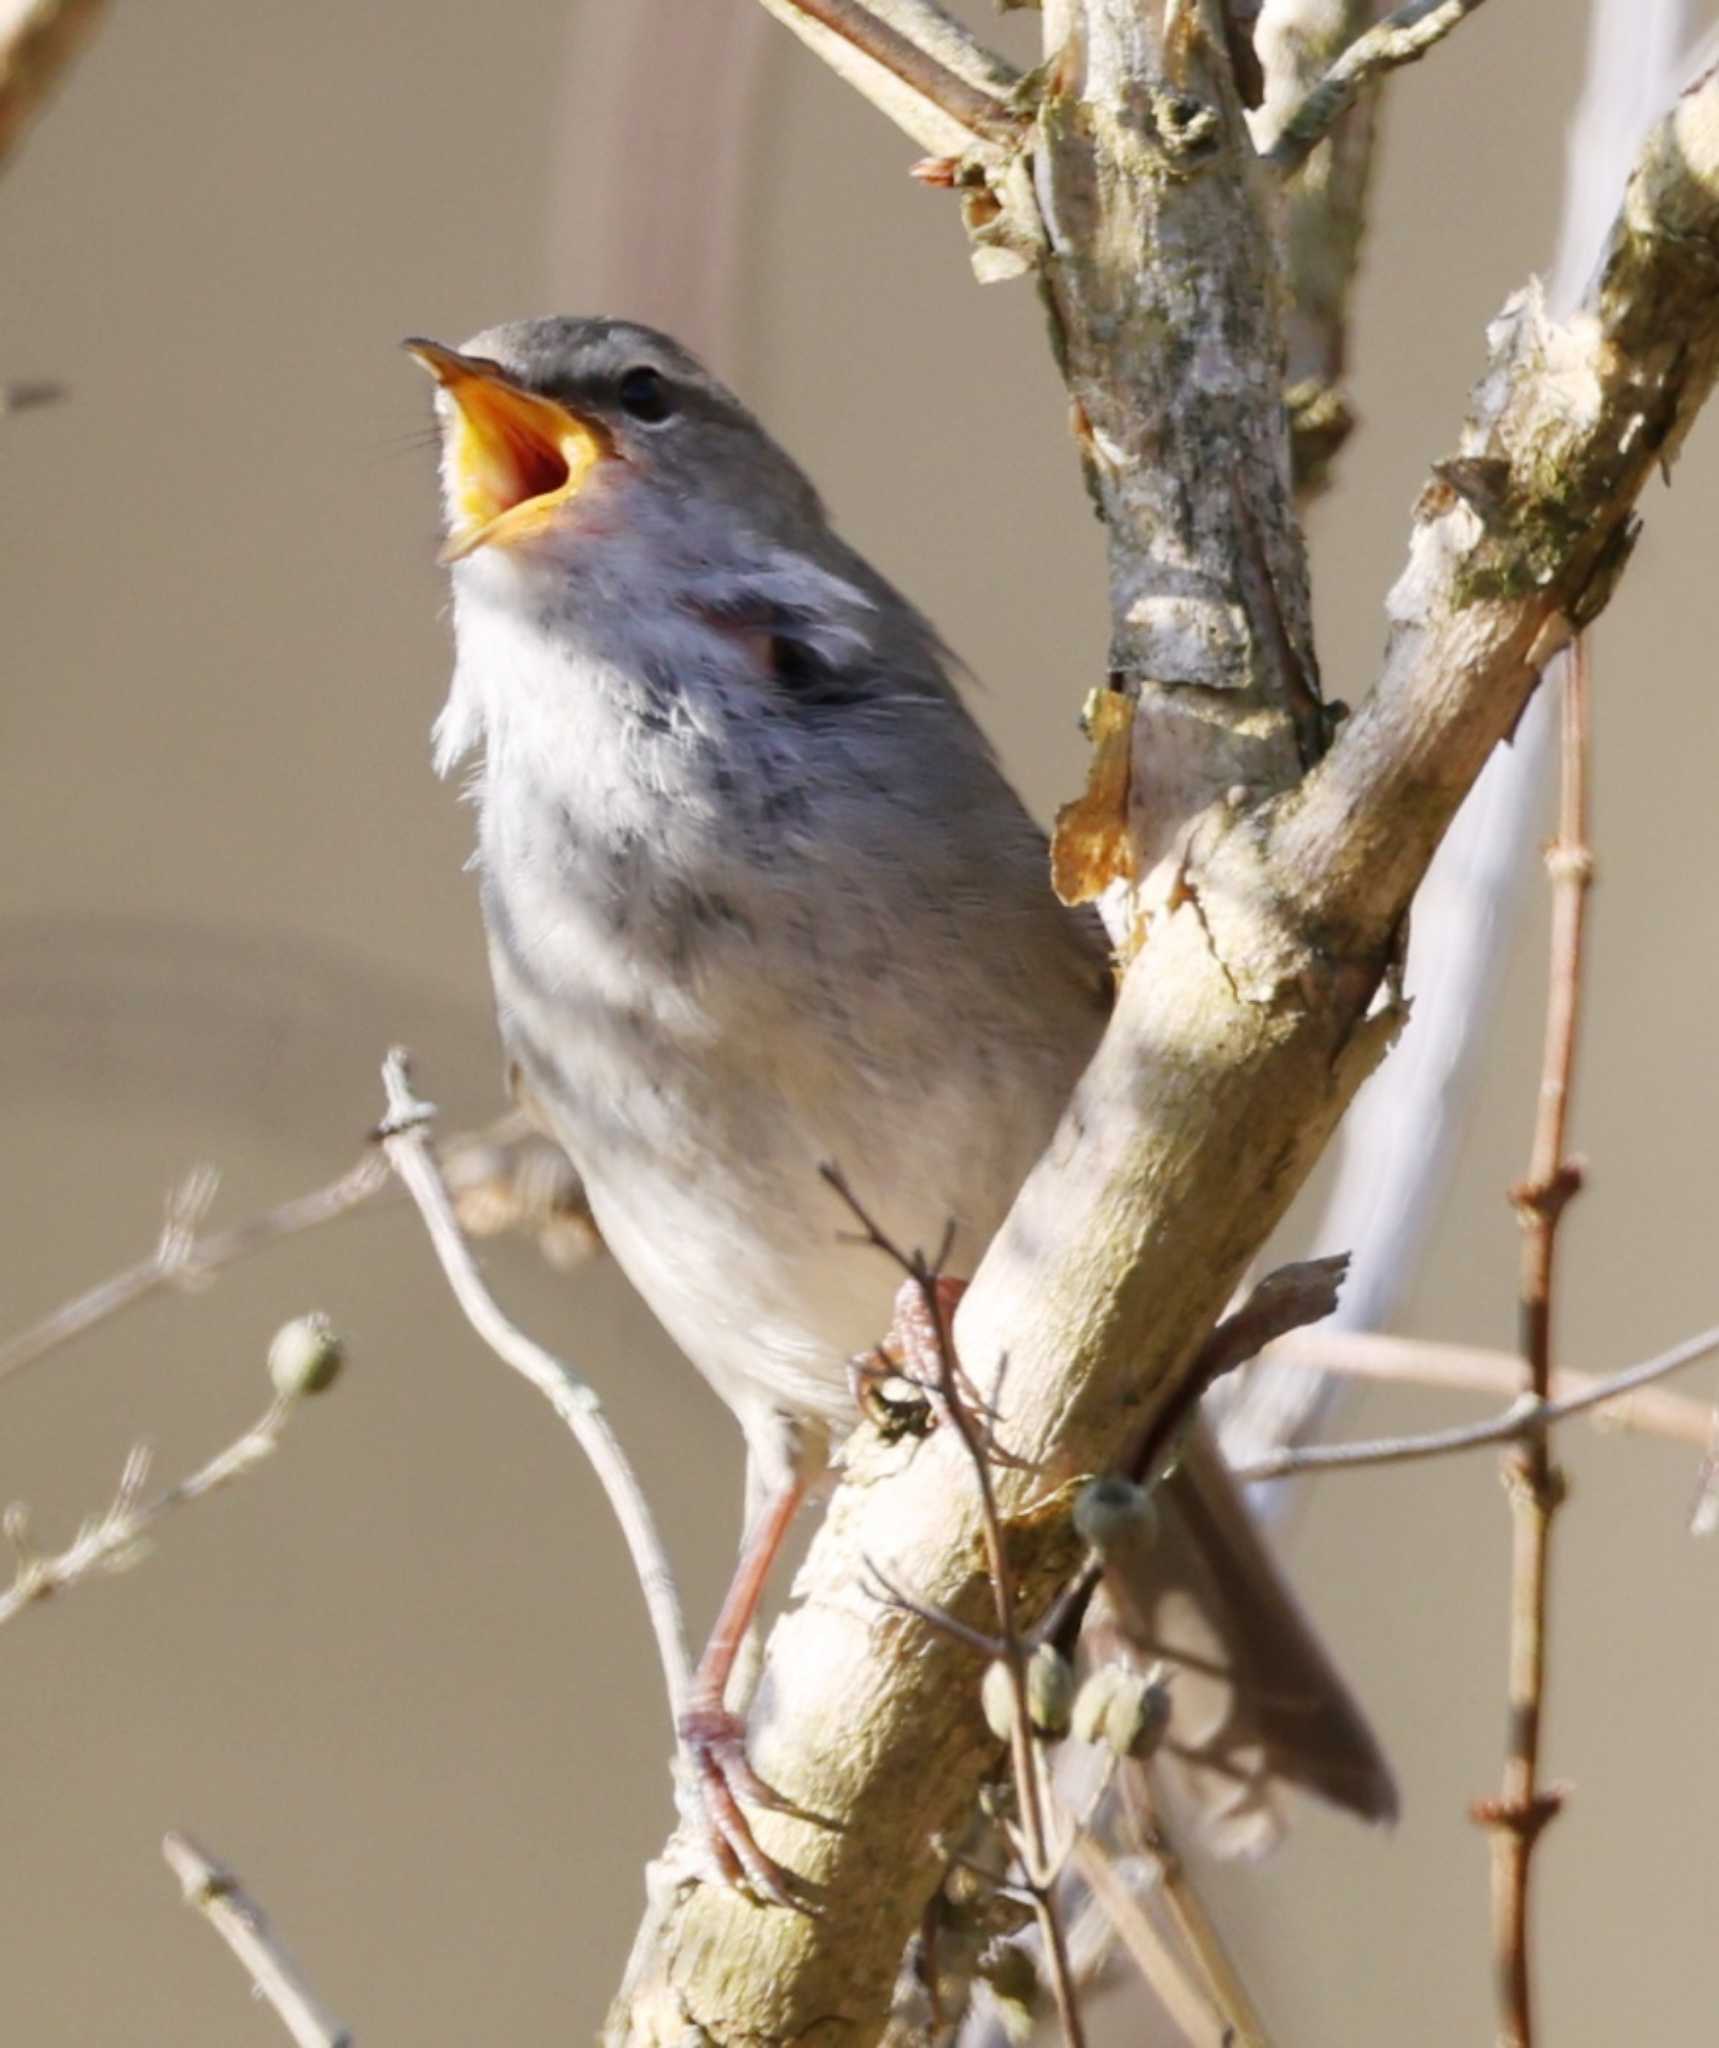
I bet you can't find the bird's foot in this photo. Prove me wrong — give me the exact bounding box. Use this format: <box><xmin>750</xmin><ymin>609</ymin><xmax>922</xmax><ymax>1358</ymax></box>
<box><xmin>846</xmin><ymin>1345</ymin><xmax>935</xmax><ymax>1439</ymax></box>
<box><xmin>676</xmin><ymin>1704</ymin><xmax>822</xmax><ymax>1914</ymax></box>
<box><xmin>856</xmin><ymin>1275</ymin><xmax>971</xmax><ymax>1397</ymax></box>
<box><xmin>869</xmin><ymin>1275</ymin><xmax>1037</xmax><ymax>1470</ymax></box>
<box><xmin>880</xmin><ymin>1275</ymin><xmax>992</xmax><ymax>1419</ymax></box>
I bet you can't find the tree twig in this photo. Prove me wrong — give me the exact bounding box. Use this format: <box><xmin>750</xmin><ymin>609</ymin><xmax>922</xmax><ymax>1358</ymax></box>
<box><xmin>1128</xmin><ymin>1257</ymin><xmax>1351</xmax><ymax>1487</ymax></box>
<box><xmin>1262</xmin><ymin>1327</ymin><xmax>1719</xmax><ymax>1451</ymax></box>
<box><xmin>1471</xmin><ymin>640</ymin><xmax>1593</xmax><ymax>2047</ymax></box>
<box><xmin>1253</xmin><ymin>0</ymin><xmax>1384</xmax><ymax>499</ymax></box>
<box><xmin>1267</xmin><ymin>0</ymin><xmax>1494</xmax><ymax>175</ymax></box>
<box><xmin>0</xmin><ymin>1381</ymin><xmax>318</xmax><ymax>1629</ymax></box>
<box><xmin>1068</xmin><ymin>1836</ymin><xmax>1231</xmax><ymax>2048</ymax></box>
<box><xmin>0</xmin><ymin>1154</ymin><xmax>389</xmax><ymax>1392</ymax></box>
<box><xmin>374</xmin><ymin>1049</ymin><xmax>691</xmax><ymax>1718</ymax></box>
<box><xmin>0</xmin><ymin>1117</ymin><xmax>586</xmax><ymax>1395</ymax></box>
<box><xmin>1117</xmin><ymin>1775</ymin><xmax>1271</xmax><ymax>2048</ymax></box>
<box><xmin>162</xmin><ymin>1830</ymin><xmax>352</xmax><ymax>2048</ymax></box>
<box><xmin>1235</xmin><ymin>1315</ymin><xmax>1719</xmax><ymax>1480</ymax></box>
<box><xmin>821</xmin><ymin>1167</ymin><xmax>1085</xmax><ymax>2048</ymax></box>
<box><xmin>753</xmin><ymin>0</ymin><xmax>1023</xmax><ymax>152</ymax></box>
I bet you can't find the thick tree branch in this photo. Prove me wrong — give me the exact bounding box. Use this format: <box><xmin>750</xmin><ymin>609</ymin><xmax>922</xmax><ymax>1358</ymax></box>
<box><xmin>1273</xmin><ymin>66</ymin><xmax>1719</xmax><ymax>945</ymax></box>
<box><xmin>1037</xmin><ymin>1</ymin><xmax>1320</xmax><ymax>893</ymax></box>
<box><xmin>610</xmin><ymin>51</ymin><xmax>1719</xmax><ymax>2048</ymax></box>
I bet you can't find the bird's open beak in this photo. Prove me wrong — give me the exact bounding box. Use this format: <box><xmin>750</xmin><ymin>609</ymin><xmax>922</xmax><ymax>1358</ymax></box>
<box><xmin>404</xmin><ymin>338</ymin><xmax>608</xmax><ymax>563</ymax></box>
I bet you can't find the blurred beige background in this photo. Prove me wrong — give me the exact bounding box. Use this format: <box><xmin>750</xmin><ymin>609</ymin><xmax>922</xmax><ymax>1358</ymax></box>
<box><xmin>2</xmin><ymin>2</ymin><xmax>1717</xmax><ymax>2040</ymax></box>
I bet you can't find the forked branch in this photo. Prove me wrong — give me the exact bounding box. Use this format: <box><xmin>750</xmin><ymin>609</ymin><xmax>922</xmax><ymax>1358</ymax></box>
<box><xmin>0</xmin><ymin>1318</ymin><xmax>340</xmax><ymax>1631</ymax></box>
<box><xmin>1268</xmin><ymin>0</ymin><xmax>1495</xmax><ymax>174</ymax></box>
<box><xmin>610</xmin><ymin>43</ymin><xmax>1719</xmax><ymax>2048</ymax></box>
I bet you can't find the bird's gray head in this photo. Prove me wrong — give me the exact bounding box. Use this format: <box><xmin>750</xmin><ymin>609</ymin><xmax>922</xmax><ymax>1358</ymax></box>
<box><xmin>406</xmin><ymin>316</ymin><xmax>827</xmax><ymax>573</ymax></box>
<box><xmin>407</xmin><ymin>315</ymin><xmax>959</xmax><ymax>780</ymax></box>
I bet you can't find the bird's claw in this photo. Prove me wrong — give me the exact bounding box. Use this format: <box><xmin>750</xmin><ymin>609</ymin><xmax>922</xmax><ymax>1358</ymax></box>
<box><xmin>677</xmin><ymin>1705</ymin><xmax>822</xmax><ymax>1914</ymax></box>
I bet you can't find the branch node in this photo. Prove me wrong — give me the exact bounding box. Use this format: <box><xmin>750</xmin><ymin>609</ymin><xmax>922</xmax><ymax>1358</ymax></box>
<box><xmin>1470</xmin><ymin>1789</ymin><xmax>1567</xmax><ymax>1844</ymax></box>
<box><xmin>1509</xmin><ymin>1161</ymin><xmax>1585</xmax><ymax>1223</ymax></box>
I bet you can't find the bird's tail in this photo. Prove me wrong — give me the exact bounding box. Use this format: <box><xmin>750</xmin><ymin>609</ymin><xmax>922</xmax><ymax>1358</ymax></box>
<box><xmin>1087</xmin><ymin>1415</ymin><xmax>1397</xmax><ymax>1857</ymax></box>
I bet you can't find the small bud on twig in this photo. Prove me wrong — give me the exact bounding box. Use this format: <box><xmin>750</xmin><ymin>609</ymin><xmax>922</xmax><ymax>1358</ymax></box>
<box><xmin>1071</xmin><ymin>1662</ymin><xmax>1171</xmax><ymax>1759</ymax></box>
<box><xmin>1025</xmin><ymin>1643</ymin><xmax>1074</xmax><ymax>1738</ymax></box>
<box><xmin>981</xmin><ymin>1644</ymin><xmax>1076</xmax><ymax>1741</ymax></box>
<box><xmin>1073</xmin><ymin>1474</ymin><xmax>1157</xmax><ymax>1554</ymax></box>
<box><xmin>981</xmin><ymin>1657</ymin><xmax>1017</xmax><ymax>1740</ymax></box>
<box><xmin>268</xmin><ymin>1314</ymin><xmax>345</xmax><ymax>1398</ymax></box>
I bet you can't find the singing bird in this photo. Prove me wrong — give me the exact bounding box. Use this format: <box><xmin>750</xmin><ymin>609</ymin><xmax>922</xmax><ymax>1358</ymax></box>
<box><xmin>409</xmin><ymin>317</ymin><xmax>1393</xmax><ymax>1900</ymax></box>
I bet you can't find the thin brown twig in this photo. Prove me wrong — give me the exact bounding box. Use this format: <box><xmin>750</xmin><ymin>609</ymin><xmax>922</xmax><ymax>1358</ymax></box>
<box><xmin>1039</xmin><ymin>1258</ymin><xmax>1357</xmax><ymax>1655</ymax></box>
<box><xmin>819</xmin><ymin>1164</ymin><xmax>1084</xmax><ymax>2048</ymax></box>
<box><xmin>1125</xmin><ymin>1257</ymin><xmax>1351</xmax><ymax>1489</ymax></box>
<box><xmin>757</xmin><ymin>0</ymin><xmax>1023</xmax><ymax>147</ymax></box>
<box><xmin>861</xmin><ymin>1553</ymin><xmax>1004</xmax><ymax>1657</ymax></box>
<box><xmin>1235</xmin><ymin>1319</ymin><xmax>1719</xmax><ymax>1480</ymax></box>
<box><xmin>0</xmin><ymin>1390</ymin><xmax>308</xmax><ymax>1628</ymax></box>
<box><xmin>1266</xmin><ymin>0</ymin><xmax>1492</xmax><ymax>175</ymax></box>
<box><xmin>375</xmin><ymin>1050</ymin><xmax>691</xmax><ymax>1719</ymax></box>
<box><xmin>1474</xmin><ymin>641</ymin><xmax>1593</xmax><ymax>2048</ymax></box>
<box><xmin>162</xmin><ymin>1830</ymin><xmax>352</xmax><ymax>2048</ymax></box>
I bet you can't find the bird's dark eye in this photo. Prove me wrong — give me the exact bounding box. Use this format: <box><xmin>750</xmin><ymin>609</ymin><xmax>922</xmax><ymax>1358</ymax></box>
<box><xmin>768</xmin><ymin>634</ymin><xmax>873</xmax><ymax>708</ymax></box>
<box><xmin>618</xmin><ymin>365</ymin><xmax>675</xmax><ymax>424</ymax></box>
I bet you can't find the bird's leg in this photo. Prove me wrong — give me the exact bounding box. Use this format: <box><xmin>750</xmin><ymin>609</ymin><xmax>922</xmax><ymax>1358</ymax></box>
<box><xmin>678</xmin><ymin>1471</ymin><xmax>810</xmax><ymax>1908</ymax></box>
